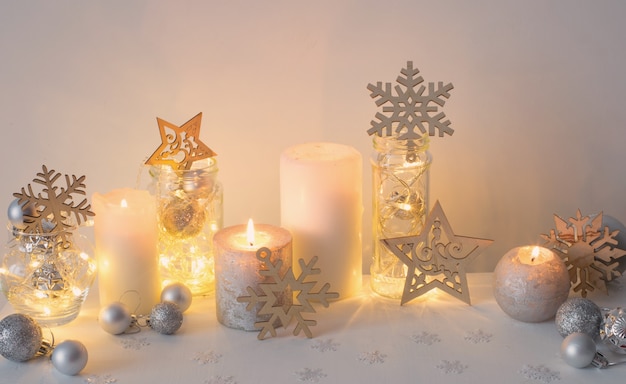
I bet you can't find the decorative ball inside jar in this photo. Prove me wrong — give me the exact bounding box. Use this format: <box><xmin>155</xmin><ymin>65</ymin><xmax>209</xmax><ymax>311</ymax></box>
<box><xmin>493</xmin><ymin>246</ymin><xmax>570</xmax><ymax>322</ymax></box>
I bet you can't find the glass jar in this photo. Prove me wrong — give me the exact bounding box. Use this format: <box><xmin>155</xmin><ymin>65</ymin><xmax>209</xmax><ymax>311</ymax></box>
<box><xmin>0</xmin><ymin>225</ymin><xmax>96</xmax><ymax>326</ymax></box>
<box><xmin>152</xmin><ymin>157</ymin><xmax>223</xmax><ymax>295</ymax></box>
<box><xmin>370</xmin><ymin>136</ymin><xmax>432</xmax><ymax>298</ymax></box>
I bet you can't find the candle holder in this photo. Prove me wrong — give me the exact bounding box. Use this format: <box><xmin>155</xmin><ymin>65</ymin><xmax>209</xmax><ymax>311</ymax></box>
<box><xmin>152</xmin><ymin>157</ymin><xmax>223</xmax><ymax>295</ymax></box>
<box><xmin>370</xmin><ymin>135</ymin><xmax>431</xmax><ymax>298</ymax></box>
<box><xmin>1</xmin><ymin>225</ymin><xmax>96</xmax><ymax>326</ymax></box>
<box><xmin>1</xmin><ymin>165</ymin><xmax>96</xmax><ymax>326</ymax></box>
<box><xmin>366</xmin><ymin>61</ymin><xmax>454</xmax><ymax>299</ymax></box>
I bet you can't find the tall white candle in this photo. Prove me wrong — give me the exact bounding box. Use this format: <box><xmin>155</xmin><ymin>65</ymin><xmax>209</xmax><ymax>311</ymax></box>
<box><xmin>214</xmin><ymin>221</ymin><xmax>292</xmax><ymax>330</ymax></box>
<box><xmin>93</xmin><ymin>188</ymin><xmax>161</xmax><ymax>315</ymax></box>
<box><xmin>280</xmin><ymin>142</ymin><xmax>363</xmax><ymax>299</ymax></box>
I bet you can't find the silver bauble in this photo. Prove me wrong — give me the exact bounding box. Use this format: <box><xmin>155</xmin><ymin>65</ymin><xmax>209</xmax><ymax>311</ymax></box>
<box><xmin>149</xmin><ymin>302</ymin><xmax>183</xmax><ymax>335</ymax></box>
<box><xmin>7</xmin><ymin>199</ymin><xmax>33</xmax><ymax>229</ymax></box>
<box><xmin>561</xmin><ymin>332</ymin><xmax>597</xmax><ymax>368</ymax></box>
<box><xmin>98</xmin><ymin>302</ymin><xmax>132</xmax><ymax>335</ymax></box>
<box><xmin>600</xmin><ymin>307</ymin><xmax>626</xmax><ymax>354</ymax></box>
<box><xmin>0</xmin><ymin>314</ymin><xmax>43</xmax><ymax>362</ymax></box>
<box><xmin>555</xmin><ymin>298</ymin><xmax>603</xmax><ymax>339</ymax></box>
<box><xmin>51</xmin><ymin>340</ymin><xmax>88</xmax><ymax>375</ymax></box>
<box><xmin>161</xmin><ymin>282</ymin><xmax>193</xmax><ymax>313</ymax></box>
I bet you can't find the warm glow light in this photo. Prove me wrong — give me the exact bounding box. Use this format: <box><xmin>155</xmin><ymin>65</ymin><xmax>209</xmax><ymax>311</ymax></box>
<box><xmin>80</xmin><ymin>252</ymin><xmax>89</xmax><ymax>261</ymax></box>
<box><xmin>246</xmin><ymin>218</ymin><xmax>255</xmax><ymax>246</ymax></box>
<box><xmin>531</xmin><ymin>246</ymin><xmax>540</xmax><ymax>263</ymax></box>
<box><xmin>72</xmin><ymin>287</ymin><xmax>82</xmax><ymax>296</ymax></box>
<box><xmin>43</xmin><ymin>307</ymin><xmax>51</xmax><ymax>316</ymax></box>
<box><xmin>35</xmin><ymin>291</ymin><xmax>48</xmax><ymax>299</ymax></box>
<box><xmin>120</xmin><ymin>198</ymin><xmax>128</xmax><ymax>208</ymax></box>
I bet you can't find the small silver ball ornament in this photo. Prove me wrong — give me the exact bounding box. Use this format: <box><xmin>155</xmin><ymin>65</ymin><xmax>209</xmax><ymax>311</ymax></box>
<box><xmin>7</xmin><ymin>199</ymin><xmax>32</xmax><ymax>229</ymax></box>
<box><xmin>161</xmin><ymin>282</ymin><xmax>193</xmax><ymax>313</ymax></box>
<box><xmin>149</xmin><ymin>302</ymin><xmax>183</xmax><ymax>335</ymax></box>
<box><xmin>555</xmin><ymin>298</ymin><xmax>603</xmax><ymax>339</ymax></box>
<box><xmin>98</xmin><ymin>302</ymin><xmax>132</xmax><ymax>335</ymax></box>
<box><xmin>0</xmin><ymin>313</ymin><xmax>43</xmax><ymax>362</ymax></box>
<box><xmin>561</xmin><ymin>332</ymin><xmax>597</xmax><ymax>368</ymax></box>
<box><xmin>51</xmin><ymin>340</ymin><xmax>88</xmax><ymax>376</ymax></box>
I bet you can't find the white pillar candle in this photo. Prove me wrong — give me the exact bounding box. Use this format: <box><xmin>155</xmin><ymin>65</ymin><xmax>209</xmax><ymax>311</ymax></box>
<box><xmin>493</xmin><ymin>245</ymin><xmax>570</xmax><ymax>322</ymax></box>
<box><xmin>213</xmin><ymin>221</ymin><xmax>292</xmax><ymax>331</ymax></box>
<box><xmin>280</xmin><ymin>142</ymin><xmax>363</xmax><ymax>299</ymax></box>
<box><xmin>93</xmin><ymin>188</ymin><xmax>161</xmax><ymax>315</ymax></box>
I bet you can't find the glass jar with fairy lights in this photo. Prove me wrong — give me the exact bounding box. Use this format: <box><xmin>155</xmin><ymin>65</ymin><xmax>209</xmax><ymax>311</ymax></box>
<box><xmin>366</xmin><ymin>61</ymin><xmax>454</xmax><ymax>298</ymax></box>
<box><xmin>1</xmin><ymin>166</ymin><xmax>97</xmax><ymax>326</ymax></box>
<box><xmin>144</xmin><ymin>112</ymin><xmax>223</xmax><ymax>296</ymax></box>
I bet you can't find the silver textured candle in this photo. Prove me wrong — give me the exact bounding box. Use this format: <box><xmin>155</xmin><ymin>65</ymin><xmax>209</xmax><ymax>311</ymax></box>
<box><xmin>493</xmin><ymin>246</ymin><xmax>570</xmax><ymax>322</ymax></box>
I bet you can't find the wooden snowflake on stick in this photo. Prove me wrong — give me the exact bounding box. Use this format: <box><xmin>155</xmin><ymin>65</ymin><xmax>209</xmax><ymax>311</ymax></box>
<box><xmin>541</xmin><ymin>209</ymin><xmax>626</xmax><ymax>297</ymax></box>
<box><xmin>367</xmin><ymin>61</ymin><xmax>454</xmax><ymax>140</ymax></box>
<box><xmin>145</xmin><ymin>112</ymin><xmax>216</xmax><ymax>170</ymax></box>
<box><xmin>13</xmin><ymin>165</ymin><xmax>94</xmax><ymax>246</ymax></box>
<box><xmin>237</xmin><ymin>247</ymin><xmax>339</xmax><ymax>340</ymax></box>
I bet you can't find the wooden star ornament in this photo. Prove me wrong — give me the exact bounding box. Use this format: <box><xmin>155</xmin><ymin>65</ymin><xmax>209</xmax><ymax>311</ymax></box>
<box><xmin>382</xmin><ymin>201</ymin><xmax>493</xmax><ymax>305</ymax></box>
<box><xmin>145</xmin><ymin>112</ymin><xmax>217</xmax><ymax>170</ymax></box>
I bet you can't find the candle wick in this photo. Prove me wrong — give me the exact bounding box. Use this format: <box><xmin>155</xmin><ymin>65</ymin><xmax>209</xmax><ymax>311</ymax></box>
<box><xmin>531</xmin><ymin>257</ymin><xmax>535</xmax><ymax>263</ymax></box>
<box><xmin>249</xmin><ymin>242</ymin><xmax>254</xmax><ymax>247</ymax></box>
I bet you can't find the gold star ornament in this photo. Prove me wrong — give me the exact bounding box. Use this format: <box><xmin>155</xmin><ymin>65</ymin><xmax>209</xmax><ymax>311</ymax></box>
<box><xmin>145</xmin><ymin>112</ymin><xmax>217</xmax><ymax>170</ymax></box>
<box><xmin>382</xmin><ymin>201</ymin><xmax>493</xmax><ymax>305</ymax></box>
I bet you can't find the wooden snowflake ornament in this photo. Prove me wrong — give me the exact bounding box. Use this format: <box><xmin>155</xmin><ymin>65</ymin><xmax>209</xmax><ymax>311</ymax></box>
<box><xmin>382</xmin><ymin>201</ymin><xmax>493</xmax><ymax>305</ymax></box>
<box><xmin>541</xmin><ymin>209</ymin><xmax>626</xmax><ymax>297</ymax></box>
<box><xmin>237</xmin><ymin>247</ymin><xmax>339</xmax><ymax>340</ymax></box>
<box><xmin>367</xmin><ymin>61</ymin><xmax>454</xmax><ymax>140</ymax></box>
<box><xmin>145</xmin><ymin>112</ymin><xmax>216</xmax><ymax>170</ymax></box>
<box><xmin>12</xmin><ymin>165</ymin><xmax>94</xmax><ymax>246</ymax></box>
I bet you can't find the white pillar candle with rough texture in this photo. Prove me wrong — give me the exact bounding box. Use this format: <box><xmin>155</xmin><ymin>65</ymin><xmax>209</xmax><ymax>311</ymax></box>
<box><xmin>280</xmin><ymin>142</ymin><xmax>363</xmax><ymax>299</ymax></box>
<box><xmin>93</xmin><ymin>188</ymin><xmax>161</xmax><ymax>315</ymax></box>
<box><xmin>213</xmin><ymin>222</ymin><xmax>292</xmax><ymax>331</ymax></box>
<box><xmin>493</xmin><ymin>245</ymin><xmax>570</xmax><ymax>323</ymax></box>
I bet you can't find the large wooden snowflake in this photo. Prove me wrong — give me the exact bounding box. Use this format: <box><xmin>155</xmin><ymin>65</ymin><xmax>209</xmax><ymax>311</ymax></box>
<box><xmin>237</xmin><ymin>247</ymin><xmax>339</xmax><ymax>340</ymax></box>
<box><xmin>382</xmin><ymin>201</ymin><xmax>493</xmax><ymax>305</ymax></box>
<box><xmin>367</xmin><ymin>61</ymin><xmax>454</xmax><ymax>140</ymax></box>
<box><xmin>13</xmin><ymin>165</ymin><xmax>94</xmax><ymax>245</ymax></box>
<box><xmin>145</xmin><ymin>112</ymin><xmax>217</xmax><ymax>170</ymax></box>
<box><xmin>541</xmin><ymin>209</ymin><xmax>626</xmax><ymax>297</ymax></box>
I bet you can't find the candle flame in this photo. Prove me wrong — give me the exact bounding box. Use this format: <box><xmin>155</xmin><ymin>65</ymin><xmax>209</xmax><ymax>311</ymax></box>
<box><xmin>531</xmin><ymin>246</ymin><xmax>540</xmax><ymax>263</ymax></box>
<box><xmin>247</xmin><ymin>218</ymin><xmax>255</xmax><ymax>246</ymax></box>
<box><xmin>120</xmin><ymin>198</ymin><xmax>128</xmax><ymax>208</ymax></box>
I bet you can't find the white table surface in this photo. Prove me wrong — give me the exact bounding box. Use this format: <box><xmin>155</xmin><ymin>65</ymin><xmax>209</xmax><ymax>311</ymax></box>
<box><xmin>1</xmin><ymin>273</ymin><xmax>626</xmax><ymax>384</ymax></box>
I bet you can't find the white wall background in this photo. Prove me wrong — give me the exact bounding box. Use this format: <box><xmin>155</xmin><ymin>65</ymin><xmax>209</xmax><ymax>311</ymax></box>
<box><xmin>1</xmin><ymin>0</ymin><xmax>625</xmax><ymax>272</ymax></box>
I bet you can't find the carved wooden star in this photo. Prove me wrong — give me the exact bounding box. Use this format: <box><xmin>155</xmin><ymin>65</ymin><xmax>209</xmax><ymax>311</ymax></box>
<box><xmin>382</xmin><ymin>201</ymin><xmax>493</xmax><ymax>305</ymax></box>
<box><xmin>145</xmin><ymin>112</ymin><xmax>217</xmax><ymax>170</ymax></box>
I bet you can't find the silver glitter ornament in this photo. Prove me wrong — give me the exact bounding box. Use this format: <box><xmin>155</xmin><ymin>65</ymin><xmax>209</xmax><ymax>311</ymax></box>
<box><xmin>555</xmin><ymin>298</ymin><xmax>603</xmax><ymax>339</ymax></box>
<box><xmin>51</xmin><ymin>340</ymin><xmax>88</xmax><ymax>375</ymax></box>
<box><xmin>149</xmin><ymin>302</ymin><xmax>183</xmax><ymax>334</ymax></box>
<box><xmin>161</xmin><ymin>282</ymin><xmax>193</xmax><ymax>313</ymax></box>
<box><xmin>561</xmin><ymin>332</ymin><xmax>598</xmax><ymax>368</ymax></box>
<box><xmin>0</xmin><ymin>314</ymin><xmax>44</xmax><ymax>362</ymax></box>
<box><xmin>98</xmin><ymin>302</ymin><xmax>132</xmax><ymax>335</ymax></box>
<box><xmin>600</xmin><ymin>307</ymin><xmax>626</xmax><ymax>354</ymax></box>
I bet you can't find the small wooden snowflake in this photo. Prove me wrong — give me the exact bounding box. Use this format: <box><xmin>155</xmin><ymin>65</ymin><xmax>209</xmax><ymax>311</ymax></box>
<box><xmin>541</xmin><ymin>209</ymin><xmax>626</xmax><ymax>297</ymax></box>
<box><xmin>367</xmin><ymin>61</ymin><xmax>454</xmax><ymax>140</ymax></box>
<box><xmin>12</xmin><ymin>165</ymin><xmax>94</xmax><ymax>245</ymax></box>
<box><xmin>237</xmin><ymin>247</ymin><xmax>339</xmax><ymax>340</ymax></box>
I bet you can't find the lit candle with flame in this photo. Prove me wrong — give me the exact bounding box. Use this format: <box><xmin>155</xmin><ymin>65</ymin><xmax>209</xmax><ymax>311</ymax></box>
<box><xmin>493</xmin><ymin>245</ymin><xmax>570</xmax><ymax>322</ymax></box>
<box><xmin>213</xmin><ymin>219</ymin><xmax>292</xmax><ymax>330</ymax></box>
<box><xmin>92</xmin><ymin>188</ymin><xmax>161</xmax><ymax>315</ymax></box>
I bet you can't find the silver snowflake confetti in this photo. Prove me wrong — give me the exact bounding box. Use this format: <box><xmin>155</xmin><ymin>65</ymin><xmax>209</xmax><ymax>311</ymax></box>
<box><xmin>542</xmin><ymin>209</ymin><xmax>626</xmax><ymax>297</ymax></box>
<box><xmin>311</xmin><ymin>338</ymin><xmax>340</xmax><ymax>353</ymax></box>
<box><xmin>436</xmin><ymin>360</ymin><xmax>468</xmax><ymax>374</ymax></box>
<box><xmin>464</xmin><ymin>329</ymin><xmax>493</xmax><ymax>344</ymax></box>
<box><xmin>295</xmin><ymin>368</ymin><xmax>327</xmax><ymax>383</ymax></box>
<box><xmin>410</xmin><ymin>331</ymin><xmax>441</xmax><ymax>345</ymax></box>
<box><xmin>367</xmin><ymin>61</ymin><xmax>454</xmax><ymax>140</ymax></box>
<box><xmin>193</xmin><ymin>350</ymin><xmax>222</xmax><ymax>365</ymax></box>
<box><xmin>85</xmin><ymin>374</ymin><xmax>118</xmax><ymax>384</ymax></box>
<box><xmin>358</xmin><ymin>350</ymin><xmax>387</xmax><ymax>365</ymax></box>
<box><xmin>519</xmin><ymin>364</ymin><xmax>561</xmax><ymax>383</ymax></box>
<box><xmin>119</xmin><ymin>335</ymin><xmax>150</xmax><ymax>350</ymax></box>
<box><xmin>205</xmin><ymin>375</ymin><xmax>237</xmax><ymax>384</ymax></box>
